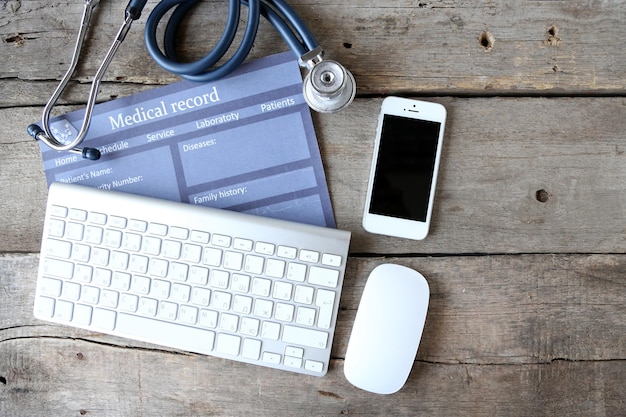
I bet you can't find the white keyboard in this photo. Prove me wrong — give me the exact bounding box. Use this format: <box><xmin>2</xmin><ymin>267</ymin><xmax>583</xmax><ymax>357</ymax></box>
<box><xmin>34</xmin><ymin>182</ymin><xmax>351</xmax><ymax>376</ymax></box>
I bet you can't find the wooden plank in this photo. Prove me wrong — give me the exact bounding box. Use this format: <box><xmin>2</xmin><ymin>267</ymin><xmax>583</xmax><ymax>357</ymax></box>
<box><xmin>2</xmin><ymin>338</ymin><xmax>624</xmax><ymax>417</ymax></box>
<box><xmin>2</xmin><ymin>97</ymin><xmax>624</xmax><ymax>254</ymax></box>
<box><xmin>2</xmin><ymin>1</ymin><xmax>626</xmax><ymax>97</ymax></box>
<box><xmin>1</xmin><ymin>253</ymin><xmax>625</xmax><ymax>416</ymax></box>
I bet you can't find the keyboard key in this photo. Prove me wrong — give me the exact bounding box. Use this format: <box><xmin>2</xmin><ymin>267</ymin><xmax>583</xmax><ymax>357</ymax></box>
<box><xmin>210</xmin><ymin>270</ymin><xmax>230</xmax><ymax>289</ymax></box>
<box><xmin>138</xmin><ymin>297</ymin><xmax>158</xmax><ymax>317</ymax></box>
<box><xmin>43</xmin><ymin>258</ymin><xmax>74</xmax><ymax>279</ymax></box>
<box><xmin>120</xmin><ymin>294</ymin><xmax>139</xmax><ymax>312</ymax></box>
<box><xmin>244</xmin><ymin>255</ymin><xmax>264</xmax><ymax>274</ymax></box>
<box><xmin>224</xmin><ymin>251</ymin><xmax>243</xmax><ymax>270</ymax></box>
<box><xmin>93</xmin><ymin>268</ymin><xmax>112</xmax><ymax>287</ymax></box>
<box><xmin>92</xmin><ymin>308</ymin><xmax>116</xmax><ymax>331</ymax></box>
<box><xmin>36</xmin><ymin>296</ymin><xmax>55</xmax><ymax>318</ymax></box>
<box><xmin>198</xmin><ymin>309</ymin><xmax>218</xmax><ymax>329</ymax></box>
<box><xmin>240</xmin><ymin>317</ymin><xmax>260</xmax><ymax>336</ymax></box>
<box><xmin>182</xmin><ymin>244</ymin><xmax>202</xmax><ymax>263</ymax></box>
<box><xmin>262</xmin><ymin>352</ymin><xmax>281</xmax><ymax>364</ymax></box>
<box><xmin>233</xmin><ymin>238</ymin><xmax>253</xmax><ymax>251</ymax></box>
<box><xmin>191</xmin><ymin>287</ymin><xmax>211</xmax><ymax>306</ymax></box>
<box><xmin>169</xmin><ymin>226</ymin><xmax>189</xmax><ymax>240</ymax></box>
<box><xmin>150</xmin><ymin>279</ymin><xmax>171</xmax><ymax>299</ymax></box>
<box><xmin>109</xmin><ymin>215</ymin><xmax>128</xmax><ymax>229</ymax></box>
<box><xmin>189</xmin><ymin>266</ymin><xmax>209</xmax><ymax>285</ymax></box>
<box><xmin>158</xmin><ymin>300</ymin><xmax>177</xmax><ymax>320</ymax></box>
<box><xmin>190</xmin><ymin>230</ymin><xmax>209</xmax><ymax>244</ymax></box>
<box><xmin>216</xmin><ymin>333</ymin><xmax>240</xmax><ymax>356</ymax></box>
<box><xmin>81</xmin><ymin>285</ymin><xmax>100</xmax><ymax>304</ymax></box>
<box><xmin>50</xmin><ymin>205</ymin><xmax>68</xmax><ymax>218</ymax></box>
<box><xmin>282</xmin><ymin>325</ymin><xmax>328</xmax><ymax>349</ymax></box>
<box><xmin>308</xmin><ymin>266</ymin><xmax>340</xmax><ymax>288</ymax></box>
<box><xmin>265</xmin><ymin>259</ymin><xmax>285</xmax><ymax>278</ymax></box>
<box><xmin>100</xmin><ymin>289</ymin><xmax>119</xmax><ymax>309</ymax></box>
<box><xmin>233</xmin><ymin>295</ymin><xmax>252</xmax><ymax>315</ymax></box>
<box><xmin>284</xmin><ymin>356</ymin><xmax>303</xmax><ymax>369</ymax></box>
<box><xmin>131</xmin><ymin>276</ymin><xmax>151</xmax><ymax>295</ymax></box>
<box><xmin>295</xmin><ymin>306</ymin><xmax>316</xmax><ymax>327</ymax></box>
<box><xmin>162</xmin><ymin>240</ymin><xmax>182</xmax><ymax>259</ymax></box>
<box><xmin>219</xmin><ymin>313</ymin><xmax>239</xmax><ymax>332</ymax></box>
<box><xmin>255</xmin><ymin>242</ymin><xmax>275</xmax><ymax>255</ymax></box>
<box><xmin>102</xmin><ymin>229</ymin><xmax>122</xmax><ymax>249</ymax></box>
<box><xmin>84</xmin><ymin>225</ymin><xmax>103</xmax><ymax>245</ymax></box>
<box><xmin>111</xmin><ymin>251</ymin><xmax>130</xmax><ymax>270</ymax></box>
<box><xmin>274</xmin><ymin>303</ymin><xmax>294</xmax><ymax>322</ymax></box>
<box><xmin>273</xmin><ymin>281</ymin><xmax>293</xmax><ymax>301</ymax></box>
<box><xmin>47</xmin><ymin>218</ymin><xmax>66</xmax><ymax>237</ymax></box>
<box><xmin>261</xmin><ymin>321</ymin><xmax>280</xmax><ymax>340</ymax></box>
<box><xmin>321</xmin><ymin>253</ymin><xmax>342</xmax><ymax>267</ymax></box>
<box><xmin>74</xmin><ymin>264</ymin><xmax>93</xmax><ymax>283</ymax></box>
<box><xmin>171</xmin><ymin>283</ymin><xmax>191</xmax><ymax>303</ymax></box>
<box><xmin>212</xmin><ymin>234</ymin><xmax>231</xmax><ymax>248</ymax></box>
<box><xmin>294</xmin><ymin>285</ymin><xmax>314</xmax><ymax>305</ymax></box>
<box><xmin>115</xmin><ymin>313</ymin><xmax>215</xmax><ymax>355</ymax></box>
<box><xmin>53</xmin><ymin>299</ymin><xmax>74</xmax><ymax>322</ymax></box>
<box><xmin>304</xmin><ymin>360</ymin><xmax>324</xmax><ymax>373</ymax></box>
<box><xmin>88</xmin><ymin>212</ymin><xmax>107</xmax><ymax>225</ymax></box>
<box><xmin>62</xmin><ymin>281</ymin><xmax>81</xmax><ymax>301</ymax></box>
<box><xmin>251</xmin><ymin>277</ymin><xmax>271</xmax><ymax>297</ymax></box>
<box><xmin>148</xmin><ymin>223</ymin><xmax>168</xmax><ymax>236</ymax></box>
<box><xmin>285</xmin><ymin>346</ymin><xmax>304</xmax><ymax>358</ymax></box>
<box><xmin>231</xmin><ymin>274</ymin><xmax>250</xmax><ymax>293</ymax></box>
<box><xmin>202</xmin><ymin>248</ymin><xmax>222</xmax><ymax>266</ymax></box>
<box><xmin>72</xmin><ymin>243</ymin><xmax>91</xmax><ymax>262</ymax></box>
<box><xmin>69</xmin><ymin>208</ymin><xmax>87</xmax><ymax>221</ymax></box>
<box><xmin>122</xmin><ymin>233</ymin><xmax>142</xmax><ymax>252</ymax></box>
<box><xmin>168</xmin><ymin>262</ymin><xmax>188</xmax><ymax>282</ymax></box>
<box><xmin>286</xmin><ymin>263</ymin><xmax>306</xmax><ymax>282</ymax></box>
<box><xmin>127</xmin><ymin>219</ymin><xmax>146</xmax><ymax>232</ymax></box>
<box><xmin>112</xmin><ymin>272</ymin><xmax>131</xmax><ymax>291</ymax></box>
<box><xmin>72</xmin><ymin>304</ymin><xmax>93</xmax><ymax>326</ymax></box>
<box><xmin>142</xmin><ymin>236</ymin><xmax>161</xmax><ymax>255</ymax></box>
<box><xmin>179</xmin><ymin>305</ymin><xmax>199</xmax><ymax>325</ymax></box>
<box><xmin>39</xmin><ymin>277</ymin><xmax>63</xmax><ymax>297</ymax></box>
<box><xmin>212</xmin><ymin>291</ymin><xmax>231</xmax><ymax>310</ymax></box>
<box><xmin>277</xmin><ymin>245</ymin><xmax>297</xmax><ymax>259</ymax></box>
<box><xmin>253</xmin><ymin>299</ymin><xmax>273</xmax><ymax>318</ymax></box>
<box><xmin>45</xmin><ymin>238</ymin><xmax>72</xmax><ymax>259</ymax></box>
<box><xmin>315</xmin><ymin>289</ymin><xmax>336</xmax><ymax>329</ymax></box>
<box><xmin>299</xmin><ymin>249</ymin><xmax>319</xmax><ymax>263</ymax></box>
<box><xmin>149</xmin><ymin>258</ymin><xmax>169</xmax><ymax>278</ymax></box>
<box><xmin>241</xmin><ymin>338</ymin><xmax>261</xmax><ymax>360</ymax></box>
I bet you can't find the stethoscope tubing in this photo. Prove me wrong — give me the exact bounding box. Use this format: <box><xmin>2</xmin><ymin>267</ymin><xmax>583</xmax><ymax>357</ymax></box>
<box><xmin>144</xmin><ymin>0</ymin><xmax>320</xmax><ymax>82</ymax></box>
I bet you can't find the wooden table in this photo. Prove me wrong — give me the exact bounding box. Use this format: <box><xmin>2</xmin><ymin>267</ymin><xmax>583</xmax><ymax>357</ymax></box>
<box><xmin>1</xmin><ymin>1</ymin><xmax>625</xmax><ymax>415</ymax></box>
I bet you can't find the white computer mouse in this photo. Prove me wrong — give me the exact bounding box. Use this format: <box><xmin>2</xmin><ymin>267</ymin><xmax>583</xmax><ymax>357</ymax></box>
<box><xmin>344</xmin><ymin>263</ymin><xmax>430</xmax><ymax>394</ymax></box>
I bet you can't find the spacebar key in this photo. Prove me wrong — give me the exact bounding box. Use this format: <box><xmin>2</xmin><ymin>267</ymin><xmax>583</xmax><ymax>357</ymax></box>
<box><xmin>282</xmin><ymin>325</ymin><xmax>328</xmax><ymax>349</ymax></box>
<box><xmin>115</xmin><ymin>313</ymin><xmax>215</xmax><ymax>355</ymax></box>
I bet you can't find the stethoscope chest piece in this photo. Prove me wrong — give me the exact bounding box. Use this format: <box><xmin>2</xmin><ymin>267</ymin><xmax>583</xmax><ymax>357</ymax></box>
<box><xmin>301</xmin><ymin>47</ymin><xmax>356</xmax><ymax>113</ymax></box>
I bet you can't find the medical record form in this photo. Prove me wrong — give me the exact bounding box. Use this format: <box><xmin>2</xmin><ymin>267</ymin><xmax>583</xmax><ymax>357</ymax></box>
<box><xmin>37</xmin><ymin>52</ymin><xmax>337</xmax><ymax>228</ymax></box>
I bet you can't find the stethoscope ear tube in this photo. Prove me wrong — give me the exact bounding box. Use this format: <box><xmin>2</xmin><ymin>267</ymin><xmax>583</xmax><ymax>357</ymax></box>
<box><xmin>30</xmin><ymin>0</ymin><xmax>355</xmax><ymax>160</ymax></box>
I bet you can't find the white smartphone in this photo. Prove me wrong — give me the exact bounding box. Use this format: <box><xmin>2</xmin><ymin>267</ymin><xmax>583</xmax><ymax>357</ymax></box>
<box><xmin>362</xmin><ymin>97</ymin><xmax>447</xmax><ymax>240</ymax></box>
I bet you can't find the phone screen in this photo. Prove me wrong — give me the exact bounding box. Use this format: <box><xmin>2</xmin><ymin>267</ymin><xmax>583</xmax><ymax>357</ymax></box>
<box><xmin>369</xmin><ymin>114</ymin><xmax>442</xmax><ymax>222</ymax></box>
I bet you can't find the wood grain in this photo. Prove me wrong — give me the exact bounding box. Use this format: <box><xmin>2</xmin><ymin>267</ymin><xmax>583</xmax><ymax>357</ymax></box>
<box><xmin>2</xmin><ymin>1</ymin><xmax>626</xmax><ymax>98</ymax></box>
<box><xmin>1</xmin><ymin>0</ymin><xmax>625</xmax><ymax>415</ymax></box>
<box><xmin>2</xmin><ymin>98</ymin><xmax>624</xmax><ymax>254</ymax></box>
<box><xmin>1</xmin><ymin>254</ymin><xmax>625</xmax><ymax>416</ymax></box>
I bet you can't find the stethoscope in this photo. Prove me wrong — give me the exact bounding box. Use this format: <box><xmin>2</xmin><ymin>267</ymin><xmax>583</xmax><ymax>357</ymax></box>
<box><xmin>28</xmin><ymin>0</ymin><xmax>356</xmax><ymax>161</ymax></box>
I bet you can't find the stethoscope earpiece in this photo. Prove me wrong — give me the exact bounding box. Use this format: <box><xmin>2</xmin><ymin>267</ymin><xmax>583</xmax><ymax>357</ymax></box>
<box><xmin>30</xmin><ymin>0</ymin><xmax>356</xmax><ymax>160</ymax></box>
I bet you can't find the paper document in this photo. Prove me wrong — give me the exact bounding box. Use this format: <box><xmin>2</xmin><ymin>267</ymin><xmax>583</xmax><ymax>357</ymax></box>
<box><xmin>37</xmin><ymin>52</ymin><xmax>336</xmax><ymax>228</ymax></box>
